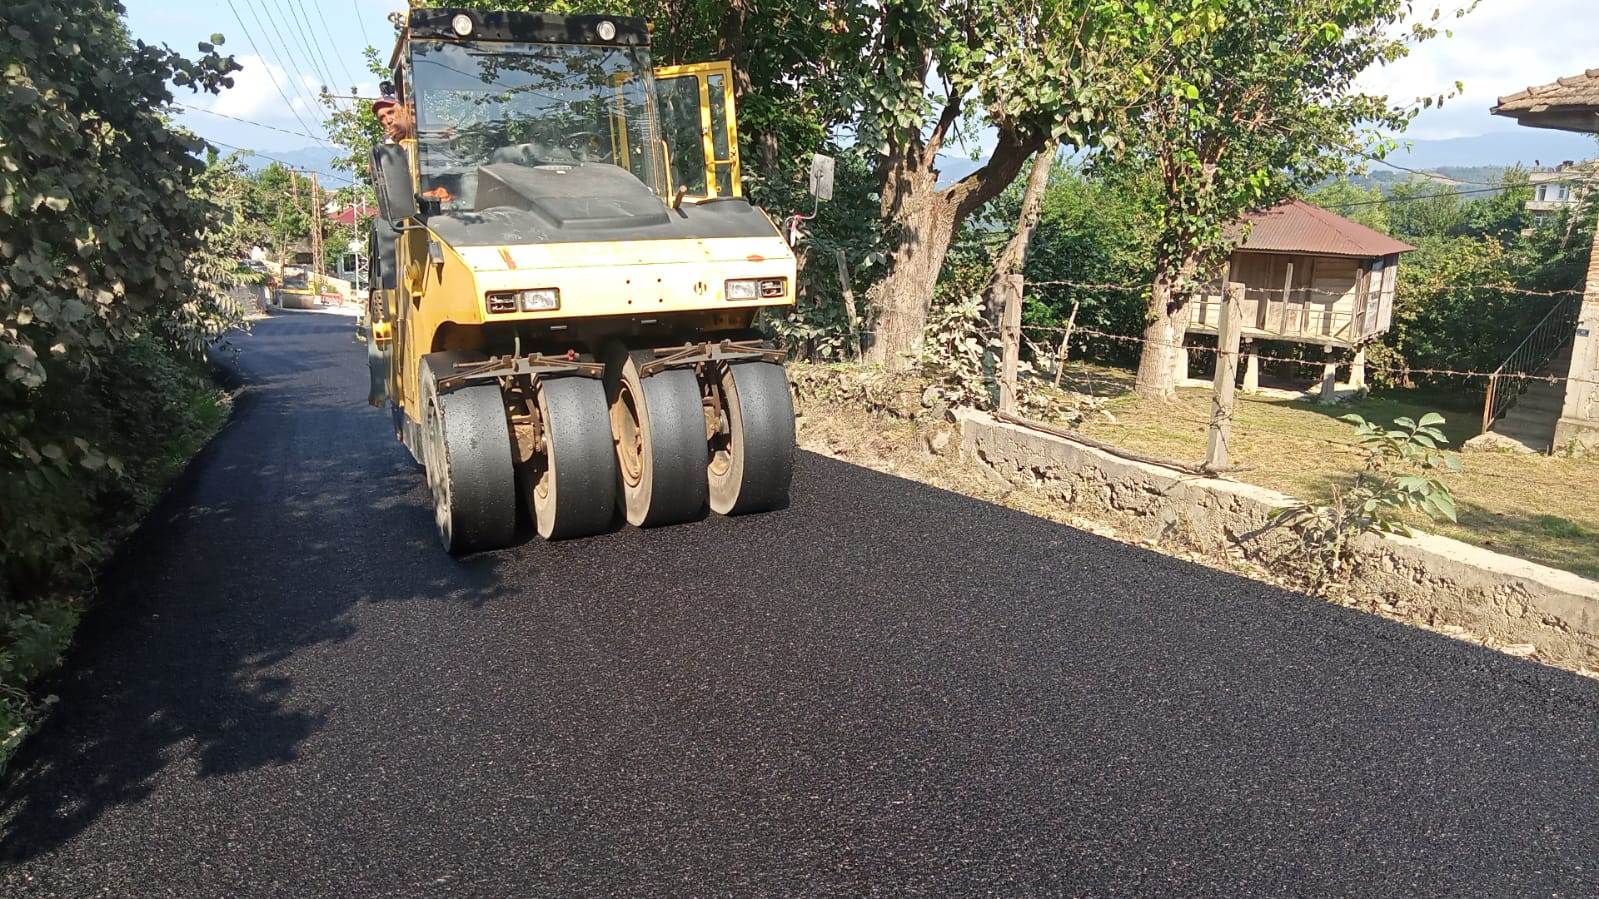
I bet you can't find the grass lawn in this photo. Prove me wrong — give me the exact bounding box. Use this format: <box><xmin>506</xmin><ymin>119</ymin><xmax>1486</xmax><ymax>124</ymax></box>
<box><xmin>1044</xmin><ymin>362</ymin><xmax>1599</xmax><ymax>580</ymax></box>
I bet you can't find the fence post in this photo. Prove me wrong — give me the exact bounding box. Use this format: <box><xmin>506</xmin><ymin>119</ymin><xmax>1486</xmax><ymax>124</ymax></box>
<box><xmin>833</xmin><ymin>248</ymin><xmax>862</xmax><ymax>361</ymax></box>
<box><xmin>999</xmin><ymin>273</ymin><xmax>1023</xmax><ymax>414</ymax></box>
<box><xmin>1206</xmin><ymin>281</ymin><xmax>1244</xmax><ymax>473</ymax></box>
<box><xmin>1051</xmin><ymin>300</ymin><xmax>1080</xmax><ymax>387</ymax></box>
<box><xmin>1317</xmin><ymin>349</ymin><xmax>1338</xmax><ymax>404</ymax></box>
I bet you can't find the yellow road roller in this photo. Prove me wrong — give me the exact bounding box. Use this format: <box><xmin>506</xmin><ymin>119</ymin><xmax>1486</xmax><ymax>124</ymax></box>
<box><xmin>365</xmin><ymin>6</ymin><xmax>801</xmax><ymax>553</ymax></box>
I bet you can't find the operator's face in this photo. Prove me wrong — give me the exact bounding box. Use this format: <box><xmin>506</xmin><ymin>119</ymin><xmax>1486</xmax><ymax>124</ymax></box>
<box><xmin>378</xmin><ymin>105</ymin><xmax>413</xmax><ymax>142</ymax></box>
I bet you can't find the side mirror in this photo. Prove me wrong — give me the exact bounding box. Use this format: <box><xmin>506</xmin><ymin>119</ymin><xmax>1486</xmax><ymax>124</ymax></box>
<box><xmin>808</xmin><ymin>153</ymin><xmax>835</xmax><ymax>201</ymax></box>
<box><xmin>371</xmin><ymin>144</ymin><xmax>418</xmax><ymax>224</ymax></box>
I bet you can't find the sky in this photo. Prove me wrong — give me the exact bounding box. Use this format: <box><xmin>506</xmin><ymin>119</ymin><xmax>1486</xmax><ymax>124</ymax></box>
<box><xmin>126</xmin><ymin>0</ymin><xmax>1599</xmax><ymax>160</ymax></box>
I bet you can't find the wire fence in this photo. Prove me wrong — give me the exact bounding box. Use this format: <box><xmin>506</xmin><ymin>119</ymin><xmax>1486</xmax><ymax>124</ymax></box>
<box><xmin>803</xmin><ymin>271</ymin><xmax>1592</xmax><ymax>482</ymax></box>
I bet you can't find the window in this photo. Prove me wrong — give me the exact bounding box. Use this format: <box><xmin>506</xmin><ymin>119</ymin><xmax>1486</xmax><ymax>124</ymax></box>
<box><xmin>409</xmin><ymin>39</ymin><xmax>662</xmax><ymax>210</ymax></box>
<box><xmin>653</xmin><ymin>61</ymin><xmax>741</xmax><ymax>198</ymax></box>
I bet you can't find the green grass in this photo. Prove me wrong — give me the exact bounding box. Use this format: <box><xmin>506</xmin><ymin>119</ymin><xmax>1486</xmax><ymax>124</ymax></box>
<box><xmin>1049</xmin><ymin>362</ymin><xmax>1599</xmax><ymax>580</ymax></box>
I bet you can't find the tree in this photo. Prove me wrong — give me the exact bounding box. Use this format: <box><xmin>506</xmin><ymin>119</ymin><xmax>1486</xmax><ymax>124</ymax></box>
<box><xmin>1310</xmin><ymin>179</ymin><xmax>1391</xmax><ymax>234</ymax></box>
<box><xmin>1386</xmin><ymin>178</ymin><xmax>1468</xmax><ymax>239</ymax></box>
<box><xmin>855</xmin><ymin>0</ymin><xmax>1148</xmax><ymax>369</ymax></box>
<box><xmin>979</xmin><ymin>149</ymin><xmax>1056</xmax><ymax>324</ymax></box>
<box><xmin>2</xmin><ymin>0</ymin><xmax>241</xmax><ymax>391</ymax></box>
<box><xmin>1120</xmin><ymin>0</ymin><xmax>1444</xmax><ymax>398</ymax></box>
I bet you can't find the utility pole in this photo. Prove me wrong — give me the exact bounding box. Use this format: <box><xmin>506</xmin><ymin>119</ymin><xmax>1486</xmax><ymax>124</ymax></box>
<box><xmin>279</xmin><ymin>170</ymin><xmax>299</xmax><ymax>292</ymax></box>
<box><xmin>310</xmin><ymin>173</ymin><xmax>324</xmax><ymax>298</ymax></box>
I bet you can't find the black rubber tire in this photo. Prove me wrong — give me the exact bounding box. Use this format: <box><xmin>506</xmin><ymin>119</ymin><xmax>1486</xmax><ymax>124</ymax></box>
<box><xmin>420</xmin><ymin>352</ymin><xmax>518</xmax><ymax>554</ymax></box>
<box><xmin>528</xmin><ymin>376</ymin><xmax>618</xmax><ymax>540</ymax></box>
<box><xmin>707</xmin><ymin>360</ymin><xmax>795</xmax><ymax>515</ymax></box>
<box><xmin>604</xmin><ymin>344</ymin><xmax>708</xmax><ymax>527</ymax></box>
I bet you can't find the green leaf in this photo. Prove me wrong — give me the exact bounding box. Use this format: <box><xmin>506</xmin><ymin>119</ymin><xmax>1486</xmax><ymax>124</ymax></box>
<box><xmin>1417</xmin><ymin>412</ymin><xmax>1445</xmax><ymax>427</ymax></box>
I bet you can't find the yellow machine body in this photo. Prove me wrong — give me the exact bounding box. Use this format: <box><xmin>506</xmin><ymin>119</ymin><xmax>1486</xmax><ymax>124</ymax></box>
<box><xmin>388</xmin><ymin>221</ymin><xmax>793</xmax><ymax>427</ymax></box>
<box><xmin>374</xmin><ymin>17</ymin><xmax>796</xmax><ymax>432</ymax></box>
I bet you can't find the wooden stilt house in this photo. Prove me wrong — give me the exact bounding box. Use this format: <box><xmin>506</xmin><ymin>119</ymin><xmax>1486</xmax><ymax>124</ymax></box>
<box><xmin>1187</xmin><ymin>199</ymin><xmax>1415</xmax><ymax>349</ymax></box>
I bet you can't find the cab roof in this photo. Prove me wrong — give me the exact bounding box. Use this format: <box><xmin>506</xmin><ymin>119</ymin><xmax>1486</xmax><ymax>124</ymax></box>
<box><xmin>391</xmin><ymin>7</ymin><xmax>649</xmax><ymax>67</ymax></box>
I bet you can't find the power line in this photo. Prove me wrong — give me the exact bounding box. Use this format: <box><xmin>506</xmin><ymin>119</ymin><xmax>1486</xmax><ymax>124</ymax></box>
<box><xmin>239</xmin><ymin>0</ymin><xmax>330</xmax><ymax>127</ymax></box>
<box><xmin>353</xmin><ymin>0</ymin><xmax>372</xmax><ymax>49</ymax></box>
<box><xmin>309</xmin><ymin>0</ymin><xmax>360</xmax><ymax>90</ymax></box>
<box><xmin>1326</xmin><ymin>185</ymin><xmax>1509</xmax><ymax>209</ymax></box>
<box><xmin>1357</xmin><ymin>152</ymin><xmax>1500</xmax><ymax>187</ymax></box>
<box><xmin>277</xmin><ymin>0</ymin><xmax>341</xmax><ymax>102</ymax></box>
<box><xmin>200</xmin><ymin>136</ymin><xmax>357</xmax><ymax>186</ymax></box>
<box><xmin>222</xmin><ymin>0</ymin><xmax>327</xmax><ymax>144</ymax></box>
<box><xmin>249</xmin><ymin>0</ymin><xmax>337</xmax><ymax>120</ymax></box>
<box><xmin>172</xmin><ymin>103</ymin><xmax>325</xmax><ymax>143</ymax></box>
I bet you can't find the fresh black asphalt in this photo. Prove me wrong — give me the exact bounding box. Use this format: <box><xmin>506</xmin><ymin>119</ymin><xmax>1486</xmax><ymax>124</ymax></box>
<box><xmin>1</xmin><ymin>313</ymin><xmax>1596</xmax><ymax>896</ymax></box>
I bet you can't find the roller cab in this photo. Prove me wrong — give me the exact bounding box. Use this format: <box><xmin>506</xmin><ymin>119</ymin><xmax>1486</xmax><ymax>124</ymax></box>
<box><xmin>367</xmin><ymin>7</ymin><xmax>800</xmax><ymax>553</ymax></box>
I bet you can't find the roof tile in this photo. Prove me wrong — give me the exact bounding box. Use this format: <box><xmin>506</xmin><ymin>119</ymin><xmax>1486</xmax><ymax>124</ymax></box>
<box><xmin>1239</xmin><ymin>199</ymin><xmax>1415</xmax><ymax>258</ymax></box>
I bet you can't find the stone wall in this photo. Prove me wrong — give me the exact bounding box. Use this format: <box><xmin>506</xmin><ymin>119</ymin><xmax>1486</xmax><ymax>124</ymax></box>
<box><xmin>959</xmin><ymin>409</ymin><xmax>1599</xmax><ymax>670</ymax></box>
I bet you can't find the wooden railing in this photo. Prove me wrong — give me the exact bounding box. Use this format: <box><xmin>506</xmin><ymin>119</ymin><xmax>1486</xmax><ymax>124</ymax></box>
<box><xmin>1481</xmin><ymin>294</ymin><xmax>1581</xmax><ymax>434</ymax></box>
<box><xmin>1187</xmin><ymin>299</ymin><xmax>1356</xmax><ymax>341</ymax></box>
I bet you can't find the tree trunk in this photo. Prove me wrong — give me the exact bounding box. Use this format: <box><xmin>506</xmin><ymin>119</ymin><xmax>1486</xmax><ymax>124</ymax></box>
<box><xmin>867</xmin><ymin>129</ymin><xmax>1042</xmax><ymax>369</ymax></box>
<box><xmin>982</xmin><ymin>148</ymin><xmax>1054</xmax><ymax>323</ymax></box>
<box><xmin>868</xmin><ymin>198</ymin><xmax>960</xmax><ymax>368</ymax></box>
<box><xmin>714</xmin><ymin>0</ymin><xmax>779</xmax><ymax>179</ymax></box>
<box><xmin>1134</xmin><ymin>269</ymin><xmax>1193</xmax><ymax>399</ymax></box>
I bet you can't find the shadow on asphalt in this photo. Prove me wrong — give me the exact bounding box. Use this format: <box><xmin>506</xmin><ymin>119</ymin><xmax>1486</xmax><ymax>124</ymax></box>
<box><xmin>2</xmin><ymin>315</ymin><xmax>1597</xmax><ymax>894</ymax></box>
<box><xmin>0</xmin><ymin>315</ymin><xmax>520</xmax><ymax>861</ymax></box>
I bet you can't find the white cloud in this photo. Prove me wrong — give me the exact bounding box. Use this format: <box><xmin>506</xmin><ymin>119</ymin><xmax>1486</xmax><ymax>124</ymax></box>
<box><xmin>200</xmin><ymin>54</ymin><xmax>328</xmax><ymax>132</ymax></box>
<box><xmin>1356</xmin><ymin>0</ymin><xmax>1599</xmax><ymax>139</ymax></box>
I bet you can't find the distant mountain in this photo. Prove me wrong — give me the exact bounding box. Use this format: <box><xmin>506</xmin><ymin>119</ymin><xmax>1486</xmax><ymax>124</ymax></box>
<box><xmin>230</xmin><ymin>131</ymin><xmax>1597</xmax><ymax>191</ymax></box>
<box><xmin>1382</xmin><ymin>131</ymin><xmax>1598</xmax><ymax>169</ymax></box>
<box><xmin>934</xmin><ymin>154</ymin><xmax>987</xmax><ymax>187</ymax></box>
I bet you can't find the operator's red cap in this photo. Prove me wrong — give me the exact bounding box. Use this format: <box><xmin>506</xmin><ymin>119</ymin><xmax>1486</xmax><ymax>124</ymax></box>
<box><xmin>372</xmin><ymin>97</ymin><xmax>397</xmax><ymax>113</ymax></box>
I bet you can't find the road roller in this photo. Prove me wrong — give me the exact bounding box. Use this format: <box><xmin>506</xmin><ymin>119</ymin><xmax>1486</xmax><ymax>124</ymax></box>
<box><xmin>365</xmin><ymin>6</ymin><xmax>799</xmax><ymax>553</ymax></box>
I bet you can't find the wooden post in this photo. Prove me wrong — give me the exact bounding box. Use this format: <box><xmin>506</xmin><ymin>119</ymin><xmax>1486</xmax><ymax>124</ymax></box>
<box><xmin>1242</xmin><ymin>341</ymin><xmax>1260</xmax><ymax>394</ymax></box>
<box><xmin>998</xmin><ymin>273</ymin><xmax>1023</xmax><ymax>414</ymax></box>
<box><xmin>309</xmin><ymin>173</ymin><xmax>325</xmax><ymax>299</ymax></box>
<box><xmin>1318</xmin><ymin>350</ymin><xmax>1338</xmax><ymax>404</ymax></box>
<box><xmin>1051</xmin><ymin>300</ymin><xmax>1080</xmax><ymax>387</ymax></box>
<box><xmin>833</xmin><ymin>248</ymin><xmax>862</xmax><ymax>361</ymax></box>
<box><xmin>1348</xmin><ymin>347</ymin><xmax>1367</xmax><ymax>391</ymax></box>
<box><xmin>1206</xmin><ymin>282</ymin><xmax>1244</xmax><ymax>473</ymax></box>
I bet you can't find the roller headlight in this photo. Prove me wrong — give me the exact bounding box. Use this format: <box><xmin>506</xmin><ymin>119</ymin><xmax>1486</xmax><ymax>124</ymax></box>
<box><xmin>451</xmin><ymin>14</ymin><xmax>474</xmax><ymax>36</ymax></box>
<box><xmin>725</xmin><ymin>279</ymin><xmax>759</xmax><ymax>301</ymax></box>
<box><xmin>485</xmin><ymin>288</ymin><xmax>560</xmax><ymax>313</ymax></box>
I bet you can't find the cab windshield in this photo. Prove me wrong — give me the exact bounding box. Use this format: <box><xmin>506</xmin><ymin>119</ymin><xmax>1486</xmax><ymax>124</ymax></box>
<box><xmin>409</xmin><ymin>39</ymin><xmax>662</xmax><ymax>212</ymax></box>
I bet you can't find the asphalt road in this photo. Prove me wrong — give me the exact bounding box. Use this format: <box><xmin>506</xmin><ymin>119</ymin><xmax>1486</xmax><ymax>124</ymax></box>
<box><xmin>1</xmin><ymin>313</ymin><xmax>1596</xmax><ymax>896</ymax></box>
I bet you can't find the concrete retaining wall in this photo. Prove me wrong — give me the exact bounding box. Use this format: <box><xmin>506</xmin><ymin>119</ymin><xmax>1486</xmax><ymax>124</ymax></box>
<box><xmin>958</xmin><ymin>409</ymin><xmax>1599</xmax><ymax>670</ymax></box>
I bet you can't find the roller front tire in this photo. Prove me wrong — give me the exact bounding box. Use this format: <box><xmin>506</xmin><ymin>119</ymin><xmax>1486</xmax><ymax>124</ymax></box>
<box><xmin>420</xmin><ymin>353</ymin><xmax>518</xmax><ymax>554</ymax></box>
<box><xmin>528</xmin><ymin>376</ymin><xmax>618</xmax><ymax>540</ymax></box>
<box><xmin>605</xmin><ymin>345</ymin><xmax>709</xmax><ymax>527</ymax></box>
<box><xmin>707</xmin><ymin>360</ymin><xmax>795</xmax><ymax>515</ymax></box>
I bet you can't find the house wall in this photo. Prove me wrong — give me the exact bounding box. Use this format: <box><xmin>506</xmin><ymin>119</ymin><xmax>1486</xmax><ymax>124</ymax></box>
<box><xmin>1554</xmin><ymin>224</ymin><xmax>1599</xmax><ymax>453</ymax></box>
<box><xmin>1192</xmin><ymin>251</ymin><xmax>1372</xmax><ymax>342</ymax></box>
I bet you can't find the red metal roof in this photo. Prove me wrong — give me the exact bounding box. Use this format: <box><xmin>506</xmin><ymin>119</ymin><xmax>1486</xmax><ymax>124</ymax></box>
<box><xmin>1239</xmin><ymin>198</ymin><xmax>1415</xmax><ymax>258</ymax></box>
<box><xmin>327</xmin><ymin>205</ymin><xmax>365</xmax><ymax>227</ymax></box>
